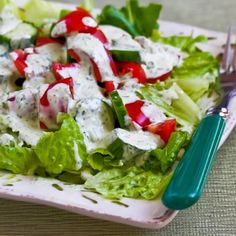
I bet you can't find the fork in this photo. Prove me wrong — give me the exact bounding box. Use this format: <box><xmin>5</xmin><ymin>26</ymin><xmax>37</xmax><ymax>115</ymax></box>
<box><xmin>162</xmin><ymin>28</ymin><xmax>236</xmax><ymax>210</ymax></box>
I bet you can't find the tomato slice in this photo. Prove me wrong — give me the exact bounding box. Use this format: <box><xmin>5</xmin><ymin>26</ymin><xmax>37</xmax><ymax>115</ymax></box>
<box><xmin>125</xmin><ymin>100</ymin><xmax>151</xmax><ymax>127</ymax></box>
<box><xmin>116</xmin><ymin>62</ymin><xmax>147</xmax><ymax>84</ymax></box>
<box><xmin>145</xmin><ymin>119</ymin><xmax>176</xmax><ymax>143</ymax></box>
<box><xmin>36</xmin><ymin>37</ymin><xmax>65</xmax><ymax>47</ymax></box>
<box><xmin>147</xmin><ymin>71</ymin><xmax>171</xmax><ymax>84</ymax></box>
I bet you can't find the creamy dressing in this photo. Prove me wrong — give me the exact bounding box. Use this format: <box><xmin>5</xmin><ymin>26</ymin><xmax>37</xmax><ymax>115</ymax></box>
<box><xmin>51</xmin><ymin>21</ymin><xmax>67</xmax><ymax>38</ymax></box>
<box><xmin>117</xmin><ymin>78</ymin><xmax>141</xmax><ymax>104</ymax></box>
<box><xmin>60</xmin><ymin>56</ymin><xmax>104</xmax><ymax>101</ymax></box>
<box><xmin>0</xmin><ymin>133</ymin><xmax>16</xmax><ymax>146</ymax></box>
<box><xmin>5</xmin><ymin>112</ymin><xmax>44</xmax><ymax>146</ymax></box>
<box><xmin>159</xmin><ymin>87</ymin><xmax>179</xmax><ymax>105</ymax></box>
<box><xmin>39</xmin><ymin>83</ymin><xmax>73</xmax><ymax>130</ymax></box>
<box><xmin>115</xmin><ymin>128</ymin><xmax>163</xmax><ymax>151</ymax></box>
<box><xmin>24</xmin><ymin>53</ymin><xmax>52</xmax><ymax>77</ymax></box>
<box><xmin>82</xmin><ymin>17</ymin><xmax>97</xmax><ymax>28</ymax></box>
<box><xmin>73</xmin><ymin>140</ymin><xmax>83</xmax><ymax>170</ymax></box>
<box><xmin>136</xmin><ymin>36</ymin><xmax>183</xmax><ymax>78</ymax></box>
<box><xmin>67</xmin><ymin>33</ymin><xmax>118</xmax><ymax>82</ymax></box>
<box><xmin>35</xmin><ymin>44</ymin><xmax>67</xmax><ymax>63</ymax></box>
<box><xmin>75</xmin><ymin>98</ymin><xmax>114</xmax><ymax>151</ymax></box>
<box><xmin>8</xmin><ymin>88</ymin><xmax>38</xmax><ymax>119</ymax></box>
<box><xmin>141</xmin><ymin>101</ymin><xmax>166</xmax><ymax>123</ymax></box>
<box><xmin>99</xmin><ymin>25</ymin><xmax>141</xmax><ymax>51</ymax></box>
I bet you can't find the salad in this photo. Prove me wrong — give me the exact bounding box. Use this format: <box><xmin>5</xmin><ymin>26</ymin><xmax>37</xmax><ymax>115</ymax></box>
<box><xmin>0</xmin><ymin>0</ymin><xmax>220</xmax><ymax>200</ymax></box>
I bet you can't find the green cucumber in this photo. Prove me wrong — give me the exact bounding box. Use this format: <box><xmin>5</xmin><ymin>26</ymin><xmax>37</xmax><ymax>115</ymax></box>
<box><xmin>110</xmin><ymin>91</ymin><xmax>130</xmax><ymax>129</ymax></box>
<box><xmin>110</xmin><ymin>49</ymin><xmax>140</xmax><ymax>63</ymax></box>
<box><xmin>3</xmin><ymin>22</ymin><xmax>38</xmax><ymax>49</ymax></box>
<box><xmin>108</xmin><ymin>128</ymin><xmax>162</xmax><ymax>164</ymax></box>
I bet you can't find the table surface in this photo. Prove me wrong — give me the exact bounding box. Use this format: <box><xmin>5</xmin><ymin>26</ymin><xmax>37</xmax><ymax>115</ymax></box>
<box><xmin>1</xmin><ymin>1</ymin><xmax>236</xmax><ymax>235</ymax></box>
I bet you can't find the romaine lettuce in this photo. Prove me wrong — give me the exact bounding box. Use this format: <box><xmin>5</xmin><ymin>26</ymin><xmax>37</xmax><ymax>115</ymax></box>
<box><xmin>85</xmin><ymin>166</ymin><xmax>172</xmax><ymax>200</ymax></box>
<box><xmin>151</xmin><ymin>33</ymin><xmax>207</xmax><ymax>53</ymax></box>
<box><xmin>172</xmin><ymin>52</ymin><xmax>219</xmax><ymax>101</ymax></box>
<box><xmin>0</xmin><ymin>145</ymin><xmax>39</xmax><ymax>175</ymax></box>
<box><xmin>139</xmin><ymin>82</ymin><xmax>201</xmax><ymax>130</ymax></box>
<box><xmin>146</xmin><ymin>131</ymin><xmax>188</xmax><ymax>173</ymax></box>
<box><xmin>35</xmin><ymin>114</ymin><xmax>87</xmax><ymax>175</ymax></box>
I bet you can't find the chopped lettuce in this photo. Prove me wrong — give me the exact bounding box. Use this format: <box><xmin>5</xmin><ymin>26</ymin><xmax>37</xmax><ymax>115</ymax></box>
<box><xmin>139</xmin><ymin>82</ymin><xmax>201</xmax><ymax>130</ymax></box>
<box><xmin>35</xmin><ymin>114</ymin><xmax>87</xmax><ymax>175</ymax></box>
<box><xmin>172</xmin><ymin>52</ymin><xmax>219</xmax><ymax>101</ymax></box>
<box><xmin>146</xmin><ymin>131</ymin><xmax>188</xmax><ymax>173</ymax></box>
<box><xmin>0</xmin><ymin>145</ymin><xmax>39</xmax><ymax>175</ymax></box>
<box><xmin>85</xmin><ymin>166</ymin><xmax>172</xmax><ymax>200</ymax></box>
<box><xmin>81</xmin><ymin>0</ymin><xmax>94</xmax><ymax>12</ymax></box>
<box><xmin>98</xmin><ymin>0</ymin><xmax>162</xmax><ymax>37</ymax></box>
<box><xmin>87</xmin><ymin>148</ymin><xmax>122</xmax><ymax>171</ymax></box>
<box><xmin>22</xmin><ymin>0</ymin><xmax>61</xmax><ymax>26</ymax></box>
<box><xmin>151</xmin><ymin>33</ymin><xmax>207</xmax><ymax>53</ymax></box>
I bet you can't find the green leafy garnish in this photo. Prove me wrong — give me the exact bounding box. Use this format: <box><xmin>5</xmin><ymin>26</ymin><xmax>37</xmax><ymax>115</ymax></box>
<box><xmin>98</xmin><ymin>0</ymin><xmax>162</xmax><ymax>37</ymax></box>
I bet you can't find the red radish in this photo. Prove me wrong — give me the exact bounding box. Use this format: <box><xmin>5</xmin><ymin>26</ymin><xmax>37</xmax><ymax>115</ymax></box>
<box><xmin>125</xmin><ymin>100</ymin><xmax>151</xmax><ymax>127</ymax></box>
<box><xmin>116</xmin><ymin>62</ymin><xmax>147</xmax><ymax>84</ymax></box>
<box><xmin>51</xmin><ymin>8</ymin><xmax>98</xmax><ymax>37</ymax></box>
<box><xmin>145</xmin><ymin>119</ymin><xmax>176</xmax><ymax>143</ymax></box>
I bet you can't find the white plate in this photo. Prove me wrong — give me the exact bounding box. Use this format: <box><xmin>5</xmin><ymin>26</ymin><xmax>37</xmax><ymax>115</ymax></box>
<box><xmin>1</xmin><ymin>1</ymin><xmax>236</xmax><ymax>229</ymax></box>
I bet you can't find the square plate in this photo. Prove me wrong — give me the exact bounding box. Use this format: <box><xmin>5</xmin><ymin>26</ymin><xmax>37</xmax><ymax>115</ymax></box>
<box><xmin>1</xmin><ymin>1</ymin><xmax>236</xmax><ymax>229</ymax></box>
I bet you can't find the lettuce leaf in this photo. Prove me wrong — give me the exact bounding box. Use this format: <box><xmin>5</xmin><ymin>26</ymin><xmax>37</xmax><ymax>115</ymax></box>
<box><xmin>121</xmin><ymin>0</ymin><xmax>162</xmax><ymax>37</ymax></box>
<box><xmin>151</xmin><ymin>33</ymin><xmax>207</xmax><ymax>53</ymax></box>
<box><xmin>0</xmin><ymin>145</ymin><xmax>39</xmax><ymax>175</ymax></box>
<box><xmin>172</xmin><ymin>52</ymin><xmax>219</xmax><ymax>101</ymax></box>
<box><xmin>139</xmin><ymin>82</ymin><xmax>201</xmax><ymax>130</ymax></box>
<box><xmin>98</xmin><ymin>0</ymin><xmax>162</xmax><ymax>37</ymax></box>
<box><xmin>85</xmin><ymin>166</ymin><xmax>172</xmax><ymax>200</ymax></box>
<box><xmin>87</xmin><ymin>148</ymin><xmax>122</xmax><ymax>171</ymax></box>
<box><xmin>22</xmin><ymin>0</ymin><xmax>61</xmax><ymax>26</ymax></box>
<box><xmin>145</xmin><ymin>131</ymin><xmax>188</xmax><ymax>173</ymax></box>
<box><xmin>35</xmin><ymin>114</ymin><xmax>87</xmax><ymax>175</ymax></box>
<box><xmin>81</xmin><ymin>0</ymin><xmax>94</xmax><ymax>12</ymax></box>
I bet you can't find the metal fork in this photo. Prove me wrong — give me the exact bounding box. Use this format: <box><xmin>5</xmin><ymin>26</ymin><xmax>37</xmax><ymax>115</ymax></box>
<box><xmin>162</xmin><ymin>28</ymin><xmax>236</xmax><ymax>210</ymax></box>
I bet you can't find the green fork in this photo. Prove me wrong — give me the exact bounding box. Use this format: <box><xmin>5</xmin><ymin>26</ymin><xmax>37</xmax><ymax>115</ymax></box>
<box><xmin>162</xmin><ymin>28</ymin><xmax>236</xmax><ymax>210</ymax></box>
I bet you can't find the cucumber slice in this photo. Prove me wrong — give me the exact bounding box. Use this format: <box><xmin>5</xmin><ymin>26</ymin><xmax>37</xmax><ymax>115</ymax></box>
<box><xmin>110</xmin><ymin>49</ymin><xmax>140</xmax><ymax>63</ymax></box>
<box><xmin>110</xmin><ymin>91</ymin><xmax>130</xmax><ymax>129</ymax></box>
<box><xmin>3</xmin><ymin>22</ymin><xmax>38</xmax><ymax>49</ymax></box>
<box><xmin>108</xmin><ymin>128</ymin><xmax>163</xmax><ymax>163</ymax></box>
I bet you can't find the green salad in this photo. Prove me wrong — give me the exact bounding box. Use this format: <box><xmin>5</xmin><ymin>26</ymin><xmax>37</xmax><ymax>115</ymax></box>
<box><xmin>0</xmin><ymin>0</ymin><xmax>220</xmax><ymax>200</ymax></box>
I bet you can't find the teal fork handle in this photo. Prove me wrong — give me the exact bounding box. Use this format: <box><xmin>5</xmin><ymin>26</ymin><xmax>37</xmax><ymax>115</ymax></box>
<box><xmin>162</xmin><ymin>114</ymin><xmax>226</xmax><ymax>210</ymax></box>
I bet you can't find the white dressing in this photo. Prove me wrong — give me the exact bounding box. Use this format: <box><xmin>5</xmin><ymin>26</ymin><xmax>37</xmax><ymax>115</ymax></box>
<box><xmin>136</xmin><ymin>36</ymin><xmax>183</xmax><ymax>78</ymax></box>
